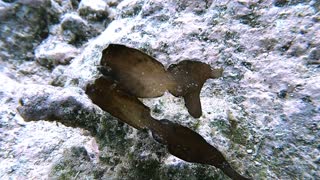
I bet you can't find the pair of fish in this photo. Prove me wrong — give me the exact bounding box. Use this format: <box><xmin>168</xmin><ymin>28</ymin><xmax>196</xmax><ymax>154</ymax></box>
<box><xmin>86</xmin><ymin>44</ymin><xmax>250</xmax><ymax>180</ymax></box>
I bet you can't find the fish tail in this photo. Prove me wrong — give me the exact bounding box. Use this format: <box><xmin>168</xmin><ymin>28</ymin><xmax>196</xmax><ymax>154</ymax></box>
<box><xmin>218</xmin><ymin>162</ymin><xmax>250</xmax><ymax>180</ymax></box>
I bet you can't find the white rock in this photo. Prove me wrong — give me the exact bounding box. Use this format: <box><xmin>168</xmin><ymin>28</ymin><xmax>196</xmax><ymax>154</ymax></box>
<box><xmin>35</xmin><ymin>39</ymin><xmax>79</xmax><ymax>68</ymax></box>
<box><xmin>78</xmin><ymin>0</ymin><xmax>109</xmax><ymax>21</ymax></box>
<box><xmin>79</xmin><ymin>0</ymin><xmax>107</xmax><ymax>12</ymax></box>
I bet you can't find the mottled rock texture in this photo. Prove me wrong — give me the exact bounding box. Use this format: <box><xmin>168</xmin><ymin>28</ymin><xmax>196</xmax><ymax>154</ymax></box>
<box><xmin>0</xmin><ymin>0</ymin><xmax>319</xmax><ymax>179</ymax></box>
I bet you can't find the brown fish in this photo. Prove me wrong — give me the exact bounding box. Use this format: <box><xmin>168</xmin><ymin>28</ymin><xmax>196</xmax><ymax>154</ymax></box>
<box><xmin>86</xmin><ymin>76</ymin><xmax>154</xmax><ymax>130</ymax></box>
<box><xmin>85</xmin><ymin>44</ymin><xmax>250</xmax><ymax>179</ymax></box>
<box><xmin>86</xmin><ymin>78</ymin><xmax>249</xmax><ymax>179</ymax></box>
<box><xmin>99</xmin><ymin>44</ymin><xmax>223</xmax><ymax>118</ymax></box>
<box><xmin>150</xmin><ymin>119</ymin><xmax>250</xmax><ymax>180</ymax></box>
<box><xmin>99</xmin><ymin>44</ymin><xmax>176</xmax><ymax>98</ymax></box>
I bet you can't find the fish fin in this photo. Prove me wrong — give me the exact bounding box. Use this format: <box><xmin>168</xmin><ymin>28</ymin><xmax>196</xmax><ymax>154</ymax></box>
<box><xmin>184</xmin><ymin>90</ymin><xmax>202</xmax><ymax>118</ymax></box>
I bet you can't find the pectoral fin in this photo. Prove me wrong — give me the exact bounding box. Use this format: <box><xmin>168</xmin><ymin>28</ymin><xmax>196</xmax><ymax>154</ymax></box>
<box><xmin>184</xmin><ymin>90</ymin><xmax>202</xmax><ymax>118</ymax></box>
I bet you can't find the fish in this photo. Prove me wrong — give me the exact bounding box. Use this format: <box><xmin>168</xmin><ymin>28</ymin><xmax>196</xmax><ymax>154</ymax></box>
<box><xmin>150</xmin><ymin>119</ymin><xmax>250</xmax><ymax>180</ymax></box>
<box><xmin>86</xmin><ymin>78</ymin><xmax>249</xmax><ymax>180</ymax></box>
<box><xmin>85</xmin><ymin>44</ymin><xmax>250</xmax><ymax>179</ymax></box>
<box><xmin>86</xmin><ymin>76</ymin><xmax>152</xmax><ymax>130</ymax></box>
<box><xmin>99</xmin><ymin>44</ymin><xmax>222</xmax><ymax>118</ymax></box>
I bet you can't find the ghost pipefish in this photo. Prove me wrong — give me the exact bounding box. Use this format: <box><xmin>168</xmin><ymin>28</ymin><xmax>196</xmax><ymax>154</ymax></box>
<box><xmin>85</xmin><ymin>44</ymin><xmax>250</xmax><ymax>180</ymax></box>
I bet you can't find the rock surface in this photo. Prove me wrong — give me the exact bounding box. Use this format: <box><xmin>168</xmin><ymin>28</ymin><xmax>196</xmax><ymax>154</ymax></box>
<box><xmin>35</xmin><ymin>39</ymin><xmax>79</xmax><ymax>68</ymax></box>
<box><xmin>0</xmin><ymin>0</ymin><xmax>319</xmax><ymax>179</ymax></box>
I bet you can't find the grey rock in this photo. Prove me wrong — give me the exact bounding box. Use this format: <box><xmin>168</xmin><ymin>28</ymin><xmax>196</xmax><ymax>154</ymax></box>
<box><xmin>0</xmin><ymin>71</ymin><xmax>94</xmax><ymax>179</ymax></box>
<box><xmin>117</xmin><ymin>0</ymin><xmax>144</xmax><ymax>18</ymax></box>
<box><xmin>106</xmin><ymin>0</ymin><xmax>120</xmax><ymax>7</ymax></box>
<box><xmin>78</xmin><ymin>0</ymin><xmax>109</xmax><ymax>21</ymax></box>
<box><xmin>48</xmin><ymin>146</ymin><xmax>102</xmax><ymax>179</ymax></box>
<box><xmin>60</xmin><ymin>13</ymin><xmax>97</xmax><ymax>45</ymax></box>
<box><xmin>17</xmin><ymin>0</ymin><xmax>51</xmax><ymax>8</ymax></box>
<box><xmin>0</xmin><ymin>0</ymin><xmax>60</xmax><ymax>60</ymax></box>
<box><xmin>273</xmin><ymin>0</ymin><xmax>311</xmax><ymax>7</ymax></box>
<box><xmin>70</xmin><ymin>0</ymin><xmax>80</xmax><ymax>9</ymax></box>
<box><xmin>35</xmin><ymin>39</ymin><xmax>79</xmax><ymax>68</ymax></box>
<box><xmin>309</xmin><ymin>47</ymin><xmax>320</xmax><ymax>61</ymax></box>
<box><xmin>175</xmin><ymin>0</ymin><xmax>212</xmax><ymax>14</ymax></box>
<box><xmin>16</xmin><ymin>85</ymin><xmax>102</xmax><ymax>135</ymax></box>
<box><xmin>50</xmin><ymin>65</ymin><xmax>68</xmax><ymax>86</ymax></box>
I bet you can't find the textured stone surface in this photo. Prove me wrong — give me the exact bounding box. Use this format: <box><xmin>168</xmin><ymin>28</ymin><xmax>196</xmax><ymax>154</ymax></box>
<box><xmin>0</xmin><ymin>70</ymin><xmax>94</xmax><ymax>179</ymax></box>
<box><xmin>35</xmin><ymin>39</ymin><xmax>79</xmax><ymax>68</ymax></box>
<box><xmin>0</xmin><ymin>0</ymin><xmax>67</xmax><ymax>60</ymax></box>
<box><xmin>0</xmin><ymin>0</ymin><xmax>319</xmax><ymax>179</ymax></box>
<box><xmin>78</xmin><ymin>0</ymin><xmax>109</xmax><ymax>21</ymax></box>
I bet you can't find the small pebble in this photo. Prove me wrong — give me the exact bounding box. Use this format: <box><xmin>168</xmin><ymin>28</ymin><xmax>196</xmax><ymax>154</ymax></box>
<box><xmin>254</xmin><ymin>161</ymin><xmax>261</xmax><ymax>166</ymax></box>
